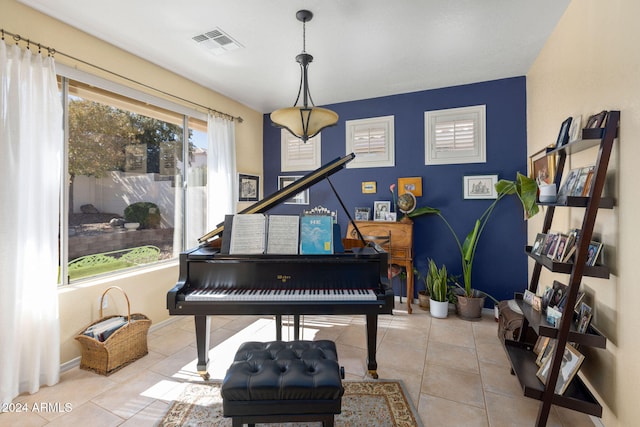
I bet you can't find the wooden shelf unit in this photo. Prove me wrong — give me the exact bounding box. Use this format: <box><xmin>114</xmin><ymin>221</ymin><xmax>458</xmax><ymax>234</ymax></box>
<box><xmin>502</xmin><ymin>110</ymin><xmax>619</xmax><ymax>426</ymax></box>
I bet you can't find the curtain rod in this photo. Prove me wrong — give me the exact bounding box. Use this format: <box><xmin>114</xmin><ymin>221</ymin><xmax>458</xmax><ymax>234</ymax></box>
<box><xmin>1</xmin><ymin>28</ymin><xmax>243</xmax><ymax>123</ymax></box>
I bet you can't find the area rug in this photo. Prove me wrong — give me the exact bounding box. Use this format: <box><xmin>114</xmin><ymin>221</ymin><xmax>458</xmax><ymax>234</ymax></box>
<box><xmin>160</xmin><ymin>380</ymin><xmax>423</xmax><ymax>427</ymax></box>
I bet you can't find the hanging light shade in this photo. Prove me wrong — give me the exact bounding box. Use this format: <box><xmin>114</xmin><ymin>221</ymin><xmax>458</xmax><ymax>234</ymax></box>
<box><xmin>270</xmin><ymin>10</ymin><xmax>338</xmax><ymax>143</ymax></box>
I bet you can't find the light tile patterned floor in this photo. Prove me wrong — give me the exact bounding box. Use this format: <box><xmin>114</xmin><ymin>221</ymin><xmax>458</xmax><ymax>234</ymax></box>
<box><xmin>3</xmin><ymin>301</ymin><xmax>596</xmax><ymax>426</ymax></box>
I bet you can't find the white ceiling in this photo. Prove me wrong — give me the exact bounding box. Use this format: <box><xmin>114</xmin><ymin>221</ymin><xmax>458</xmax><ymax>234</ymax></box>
<box><xmin>20</xmin><ymin>0</ymin><xmax>570</xmax><ymax>114</ymax></box>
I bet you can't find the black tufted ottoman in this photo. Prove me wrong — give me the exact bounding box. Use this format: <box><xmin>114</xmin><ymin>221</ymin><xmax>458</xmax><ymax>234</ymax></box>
<box><xmin>221</xmin><ymin>340</ymin><xmax>344</xmax><ymax>427</ymax></box>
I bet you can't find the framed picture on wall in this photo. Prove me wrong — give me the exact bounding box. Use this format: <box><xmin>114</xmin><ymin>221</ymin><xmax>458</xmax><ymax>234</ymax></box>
<box><xmin>463</xmin><ymin>175</ymin><xmax>498</xmax><ymax>199</ymax></box>
<box><xmin>398</xmin><ymin>177</ymin><xmax>423</xmax><ymax>196</ymax></box>
<box><xmin>238</xmin><ymin>173</ymin><xmax>260</xmax><ymax>202</ymax></box>
<box><xmin>278</xmin><ymin>175</ymin><xmax>309</xmax><ymax>205</ymax></box>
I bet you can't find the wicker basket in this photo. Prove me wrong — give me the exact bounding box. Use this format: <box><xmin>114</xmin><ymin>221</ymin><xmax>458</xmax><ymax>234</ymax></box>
<box><xmin>75</xmin><ymin>286</ymin><xmax>151</xmax><ymax>376</ymax></box>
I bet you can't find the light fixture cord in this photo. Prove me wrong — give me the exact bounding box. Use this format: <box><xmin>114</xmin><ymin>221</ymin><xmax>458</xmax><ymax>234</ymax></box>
<box><xmin>302</xmin><ymin>19</ymin><xmax>306</xmax><ymax>53</ymax></box>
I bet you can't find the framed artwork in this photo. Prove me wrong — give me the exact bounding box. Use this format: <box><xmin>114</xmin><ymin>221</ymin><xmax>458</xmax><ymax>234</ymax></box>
<box><xmin>362</xmin><ymin>181</ymin><xmax>377</xmax><ymax>194</ymax></box>
<box><xmin>535</xmin><ymin>337</ymin><xmax>553</xmax><ymax>366</ymax></box>
<box><xmin>576</xmin><ymin>302</ymin><xmax>593</xmax><ymax>334</ymax></box>
<box><xmin>398</xmin><ymin>177</ymin><xmax>423</xmax><ymax>196</ymax></box>
<box><xmin>278</xmin><ymin>175</ymin><xmax>309</xmax><ymax>205</ymax></box>
<box><xmin>463</xmin><ymin>175</ymin><xmax>498</xmax><ymax>199</ymax></box>
<box><xmin>238</xmin><ymin>173</ymin><xmax>260</xmax><ymax>202</ymax></box>
<box><xmin>373</xmin><ymin>201</ymin><xmax>391</xmax><ymax>221</ymax></box>
<box><xmin>555</xmin><ymin>117</ymin><xmax>573</xmax><ymax>148</ymax></box>
<box><xmin>568</xmin><ymin>115</ymin><xmax>582</xmax><ymax>143</ymax></box>
<box><xmin>354</xmin><ymin>207</ymin><xmax>371</xmax><ymax>221</ymax></box>
<box><xmin>586</xmin><ymin>110</ymin><xmax>607</xmax><ymax>128</ymax></box>
<box><xmin>536</xmin><ymin>344</ymin><xmax>585</xmax><ymax>395</ymax></box>
<box><xmin>529</xmin><ymin>145</ymin><xmax>557</xmax><ymax>185</ymax></box>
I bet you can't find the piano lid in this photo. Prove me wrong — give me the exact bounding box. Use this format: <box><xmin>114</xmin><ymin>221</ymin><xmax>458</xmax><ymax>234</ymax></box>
<box><xmin>198</xmin><ymin>153</ymin><xmax>355</xmax><ymax>244</ymax></box>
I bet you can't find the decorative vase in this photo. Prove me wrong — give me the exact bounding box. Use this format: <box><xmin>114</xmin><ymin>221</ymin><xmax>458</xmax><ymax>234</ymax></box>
<box><xmin>455</xmin><ymin>293</ymin><xmax>486</xmax><ymax>320</ymax></box>
<box><xmin>418</xmin><ymin>291</ymin><xmax>430</xmax><ymax>310</ymax></box>
<box><xmin>429</xmin><ymin>299</ymin><xmax>449</xmax><ymax>318</ymax></box>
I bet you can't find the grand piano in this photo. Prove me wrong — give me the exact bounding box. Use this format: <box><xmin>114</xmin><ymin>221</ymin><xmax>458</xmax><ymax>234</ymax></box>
<box><xmin>167</xmin><ymin>153</ymin><xmax>394</xmax><ymax>379</ymax></box>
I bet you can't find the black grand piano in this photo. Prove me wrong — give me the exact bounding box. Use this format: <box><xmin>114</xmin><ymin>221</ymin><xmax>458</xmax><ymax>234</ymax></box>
<box><xmin>167</xmin><ymin>153</ymin><xmax>394</xmax><ymax>379</ymax></box>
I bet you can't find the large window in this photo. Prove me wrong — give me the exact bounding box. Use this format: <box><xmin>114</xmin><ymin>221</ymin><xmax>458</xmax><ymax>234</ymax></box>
<box><xmin>59</xmin><ymin>74</ymin><xmax>208</xmax><ymax>283</ymax></box>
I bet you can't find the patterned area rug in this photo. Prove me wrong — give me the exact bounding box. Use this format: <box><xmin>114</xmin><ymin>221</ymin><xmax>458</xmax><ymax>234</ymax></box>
<box><xmin>160</xmin><ymin>380</ymin><xmax>423</xmax><ymax>427</ymax></box>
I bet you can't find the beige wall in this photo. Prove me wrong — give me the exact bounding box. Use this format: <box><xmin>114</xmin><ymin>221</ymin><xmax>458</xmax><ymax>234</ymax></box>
<box><xmin>527</xmin><ymin>0</ymin><xmax>640</xmax><ymax>425</ymax></box>
<box><xmin>3</xmin><ymin>0</ymin><xmax>263</xmax><ymax>364</ymax></box>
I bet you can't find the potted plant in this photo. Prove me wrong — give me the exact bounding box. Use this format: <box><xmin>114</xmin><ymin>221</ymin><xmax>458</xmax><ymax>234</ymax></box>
<box><xmin>425</xmin><ymin>258</ymin><xmax>449</xmax><ymax>318</ymax></box>
<box><xmin>409</xmin><ymin>173</ymin><xmax>539</xmax><ymax>319</ymax></box>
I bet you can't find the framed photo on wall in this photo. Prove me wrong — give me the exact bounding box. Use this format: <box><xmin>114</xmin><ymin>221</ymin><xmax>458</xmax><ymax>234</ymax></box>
<box><xmin>238</xmin><ymin>173</ymin><xmax>260</xmax><ymax>202</ymax></box>
<box><xmin>463</xmin><ymin>175</ymin><xmax>498</xmax><ymax>199</ymax></box>
<box><xmin>361</xmin><ymin>181</ymin><xmax>377</xmax><ymax>194</ymax></box>
<box><xmin>278</xmin><ymin>175</ymin><xmax>309</xmax><ymax>205</ymax></box>
<box><xmin>398</xmin><ymin>177</ymin><xmax>423</xmax><ymax>196</ymax></box>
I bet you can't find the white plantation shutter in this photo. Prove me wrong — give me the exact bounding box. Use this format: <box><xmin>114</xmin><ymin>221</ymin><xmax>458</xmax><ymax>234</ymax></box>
<box><xmin>346</xmin><ymin>115</ymin><xmax>395</xmax><ymax>168</ymax></box>
<box><xmin>281</xmin><ymin>131</ymin><xmax>321</xmax><ymax>172</ymax></box>
<box><xmin>425</xmin><ymin>105</ymin><xmax>486</xmax><ymax>165</ymax></box>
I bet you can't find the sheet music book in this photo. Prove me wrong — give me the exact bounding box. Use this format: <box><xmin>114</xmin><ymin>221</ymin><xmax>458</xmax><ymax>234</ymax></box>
<box><xmin>299</xmin><ymin>215</ymin><xmax>334</xmax><ymax>255</ymax></box>
<box><xmin>229</xmin><ymin>214</ymin><xmax>267</xmax><ymax>254</ymax></box>
<box><xmin>266</xmin><ymin>215</ymin><xmax>300</xmax><ymax>254</ymax></box>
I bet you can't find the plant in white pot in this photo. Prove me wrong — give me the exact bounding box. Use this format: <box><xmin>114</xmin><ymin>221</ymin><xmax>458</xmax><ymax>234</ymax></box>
<box><xmin>425</xmin><ymin>258</ymin><xmax>450</xmax><ymax>319</ymax></box>
<box><xmin>409</xmin><ymin>173</ymin><xmax>539</xmax><ymax>320</ymax></box>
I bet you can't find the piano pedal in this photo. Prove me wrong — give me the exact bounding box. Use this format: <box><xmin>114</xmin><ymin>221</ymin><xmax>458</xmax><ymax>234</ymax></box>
<box><xmin>199</xmin><ymin>371</ymin><xmax>210</xmax><ymax>380</ymax></box>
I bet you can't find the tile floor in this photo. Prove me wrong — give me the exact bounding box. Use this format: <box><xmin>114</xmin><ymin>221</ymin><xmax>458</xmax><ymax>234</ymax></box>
<box><xmin>3</xmin><ymin>300</ymin><xmax>597</xmax><ymax>426</ymax></box>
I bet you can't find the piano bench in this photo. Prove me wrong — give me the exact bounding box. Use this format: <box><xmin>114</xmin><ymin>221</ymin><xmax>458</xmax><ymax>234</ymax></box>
<box><xmin>221</xmin><ymin>340</ymin><xmax>344</xmax><ymax>427</ymax></box>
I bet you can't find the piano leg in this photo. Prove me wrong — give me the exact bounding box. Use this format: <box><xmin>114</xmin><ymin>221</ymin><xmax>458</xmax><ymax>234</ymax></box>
<box><xmin>194</xmin><ymin>315</ymin><xmax>211</xmax><ymax>380</ymax></box>
<box><xmin>275</xmin><ymin>315</ymin><xmax>282</xmax><ymax>340</ymax></box>
<box><xmin>366</xmin><ymin>314</ymin><xmax>379</xmax><ymax>379</ymax></box>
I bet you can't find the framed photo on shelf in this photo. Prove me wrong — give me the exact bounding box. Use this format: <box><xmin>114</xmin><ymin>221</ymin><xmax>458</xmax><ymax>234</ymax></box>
<box><xmin>536</xmin><ymin>344</ymin><xmax>585</xmax><ymax>395</ymax></box>
<box><xmin>398</xmin><ymin>177</ymin><xmax>423</xmax><ymax>196</ymax></box>
<box><xmin>576</xmin><ymin>302</ymin><xmax>593</xmax><ymax>334</ymax></box>
<box><xmin>238</xmin><ymin>173</ymin><xmax>260</xmax><ymax>202</ymax></box>
<box><xmin>586</xmin><ymin>241</ymin><xmax>603</xmax><ymax>266</ymax></box>
<box><xmin>535</xmin><ymin>337</ymin><xmax>554</xmax><ymax>366</ymax></box>
<box><xmin>278</xmin><ymin>175</ymin><xmax>309</xmax><ymax>205</ymax></box>
<box><xmin>373</xmin><ymin>201</ymin><xmax>391</xmax><ymax>221</ymax></box>
<box><xmin>555</xmin><ymin>117</ymin><xmax>573</xmax><ymax>148</ymax></box>
<box><xmin>463</xmin><ymin>175</ymin><xmax>498</xmax><ymax>199</ymax></box>
<box><xmin>586</xmin><ymin>110</ymin><xmax>607</xmax><ymax>128</ymax></box>
<box><xmin>354</xmin><ymin>207</ymin><xmax>371</xmax><ymax>221</ymax></box>
<box><xmin>532</xmin><ymin>233</ymin><xmax>547</xmax><ymax>256</ymax></box>
<box><xmin>529</xmin><ymin>145</ymin><xmax>557</xmax><ymax>185</ymax></box>
<box><xmin>361</xmin><ymin>181</ymin><xmax>377</xmax><ymax>194</ymax></box>
<box><xmin>568</xmin><ymin>115</ymin><xmax>582</xmax><ymax>143</ymax></box>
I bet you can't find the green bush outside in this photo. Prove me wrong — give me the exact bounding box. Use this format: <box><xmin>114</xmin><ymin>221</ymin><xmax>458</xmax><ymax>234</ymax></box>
<box><xmin>124</xmin><ymin>202</ymin><xmax>161</xmax><ymax>229</ymax></box>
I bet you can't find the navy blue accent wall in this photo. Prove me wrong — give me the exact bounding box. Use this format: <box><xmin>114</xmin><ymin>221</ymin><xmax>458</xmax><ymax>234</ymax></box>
<box><xmin>262</xmin><ymin>77</ymin><xmax>528</xmax><ymax>305</ymax></box>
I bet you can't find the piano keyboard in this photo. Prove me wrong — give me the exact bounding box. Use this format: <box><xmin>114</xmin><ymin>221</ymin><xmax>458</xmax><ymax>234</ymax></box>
<box><xmin>185</xmin><ymin>288</ymin><xmax>378</xmax><ymax>302</ymax></box>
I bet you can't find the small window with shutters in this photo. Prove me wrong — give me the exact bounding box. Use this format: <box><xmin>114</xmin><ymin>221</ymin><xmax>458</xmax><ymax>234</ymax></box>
<box><xmin>425</xmin><ymin>105</ymin><xmax>486</xmax><ymax>165</ymax></box>
<box><xmin>345</xmin><ymin>115</ymin><xmax>395</xmax><ymax>168</ymax></box>
<box><xmin>281</xmin><ymin>131</ymin><xmax>321</xmax><ymax>172</ymax></box>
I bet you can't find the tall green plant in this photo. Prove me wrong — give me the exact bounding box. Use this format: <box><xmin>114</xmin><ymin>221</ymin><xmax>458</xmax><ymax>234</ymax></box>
<box><xmin>409</xmin><ymin>173</ymin><xmax>539</xmax><ymax>299</ymax></box>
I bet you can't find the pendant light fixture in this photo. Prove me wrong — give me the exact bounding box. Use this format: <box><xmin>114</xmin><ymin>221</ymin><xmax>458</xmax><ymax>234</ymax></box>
<box><xmin>270</xmin><ymin>10</ymin><xmax>339</xmax><ymax>143</ymax></box>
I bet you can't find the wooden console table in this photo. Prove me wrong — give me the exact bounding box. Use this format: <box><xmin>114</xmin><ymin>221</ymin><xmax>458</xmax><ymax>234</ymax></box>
<box><xmin>346</xmin><ymin>220</ymin><xmax>415</xmax><ymax>313</ymax></box>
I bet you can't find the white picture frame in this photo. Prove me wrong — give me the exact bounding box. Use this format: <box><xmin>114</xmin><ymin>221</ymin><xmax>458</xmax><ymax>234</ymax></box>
<box><xmin>373</xmin><ymin>201</ymin><xmax>391</xmax><ymax>221</ymax></box>
<box><xmin>463</xmin><ymin>174</ymin><xmax>498</xmax><ymax>199</ymax></box>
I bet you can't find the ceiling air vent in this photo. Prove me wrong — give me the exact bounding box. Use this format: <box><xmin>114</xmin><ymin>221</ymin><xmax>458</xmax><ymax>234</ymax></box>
<box><xmin>192</xmin><ymin>27</ymin><xmax>243</xmax><ymax>55</ymax></box>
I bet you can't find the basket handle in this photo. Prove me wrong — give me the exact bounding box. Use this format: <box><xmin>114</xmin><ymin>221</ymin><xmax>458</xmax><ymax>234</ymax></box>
<box><xmin>99</xmin><ymin>286</ymin><xmax>131</xmax><ymax>323</ymax></box>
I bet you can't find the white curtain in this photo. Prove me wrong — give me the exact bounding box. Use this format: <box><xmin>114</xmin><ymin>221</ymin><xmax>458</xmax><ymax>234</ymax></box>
<box><xmin>0</xmin><ymin>41</ymin><xmax>63</xmax><ymax>404</ymax></box>
<box><xmin>206</xmin><ymin>114</ymin><xmax>237</xmax><ymax>229</ymax></box>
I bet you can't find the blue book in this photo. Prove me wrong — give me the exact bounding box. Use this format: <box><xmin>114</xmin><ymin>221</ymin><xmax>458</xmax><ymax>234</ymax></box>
<box><xmin>299</xmin><ymin>215</ymin><xmax>333</xmax><ymax>254</ymax></box>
